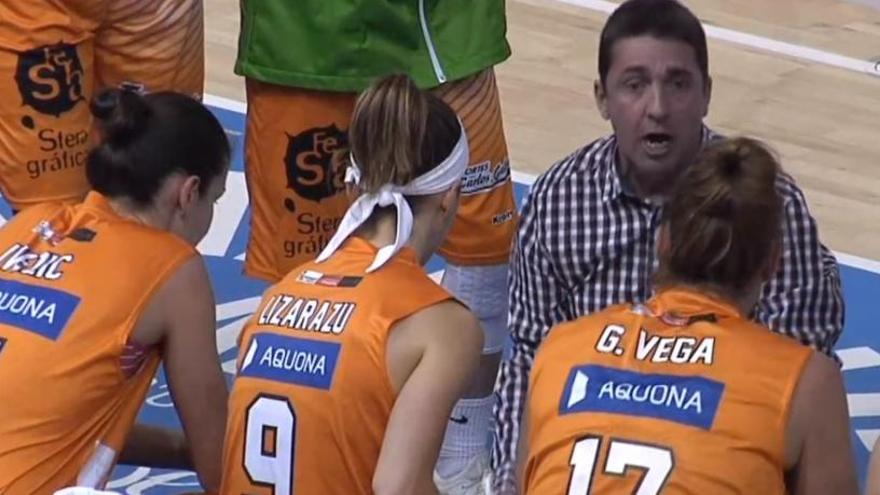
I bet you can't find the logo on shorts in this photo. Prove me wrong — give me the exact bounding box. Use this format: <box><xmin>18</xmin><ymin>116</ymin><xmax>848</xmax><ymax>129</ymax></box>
<box><xmin>15</xmin><ymin>43</ymin><xmax>86</xmax><ymax>117</ymax></box>
<box><xmin>493</xmin><ymin>210</ymin><xmax>514</xmax><ymax>225</ymax></box>
<box><xmin>461</xmin><ymin>159</ymin><xmax>511</xmax><ymax>196</ymax></box>
<box><xmin>283</xmin><ymin>125</ymin><xmax>349</xmax><ymax>209</ymax></box>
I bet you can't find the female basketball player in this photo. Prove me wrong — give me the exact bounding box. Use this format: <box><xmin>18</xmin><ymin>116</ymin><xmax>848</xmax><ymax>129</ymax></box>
<box><xmin>219</xmin><ymin>74</ymin><xmax>484</xmax><ymax>495</ymax></box>
<box><xmin>0</xmin><ymin>89</ymin><xmax>229</xmax><ymax>494</ymax></box>
<box><xmin>518</xmin><ymin>137</ymin><xmax>857</xmax><ymax>494</ymax></box>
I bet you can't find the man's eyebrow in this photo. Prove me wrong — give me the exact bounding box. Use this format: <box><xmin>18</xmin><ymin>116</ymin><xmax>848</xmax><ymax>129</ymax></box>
<box><xmin>616</xmin><ymin>65</ymin><xmax>650</xmax><ymax>77</ymax></box>
<box><xmin>665</xmin><ymin>67</ymin><xmax>697</xmax><ymax>78</ymax></box>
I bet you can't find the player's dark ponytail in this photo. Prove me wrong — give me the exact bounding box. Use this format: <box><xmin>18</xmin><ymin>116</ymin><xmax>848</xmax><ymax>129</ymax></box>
<box><xmin>86</xmin><ymin>88</ymin><xmax>230</xmax><ymax>206</ymax></box>
<box><xmin>657</xmin><ymin>137</ymin><xmax>782</xmax><ymax>296</ymax></box>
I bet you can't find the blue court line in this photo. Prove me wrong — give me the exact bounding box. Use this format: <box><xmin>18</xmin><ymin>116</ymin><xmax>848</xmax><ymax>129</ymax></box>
<box><xmin>100</xmin><ymin>102</ymin><xmax>880</xmax><ymax>493</ymax></box>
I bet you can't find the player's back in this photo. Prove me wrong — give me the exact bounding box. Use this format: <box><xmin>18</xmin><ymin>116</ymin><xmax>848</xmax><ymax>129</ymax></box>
<box><xmin>0</xmin><ymin>192</ymin><xmax>196</xmax><ymax>494</ymax></box>
<box><xmin>524</xmin><ymin>288</ymin><xmax>813</xmax><ymax>495</ymax></box>
<box><xmin>221</xmin><ymin>237</ymin><xmax>453</xmax><ymax>495</ymax></box>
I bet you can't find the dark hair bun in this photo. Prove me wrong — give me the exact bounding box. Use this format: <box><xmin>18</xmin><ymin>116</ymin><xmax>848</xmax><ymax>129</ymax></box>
<box><xmin>85</xmin><ymin>90</ymin><xmax>229</xmax><ymax>207</ymax></box>
<box><xmin>719</xmin><ymin>149</ymin><xmax>743</xmax><ymax>180</ymax></box>
<box><xmin>90</xmin><ymin>88</ymin><xmax>151</xmax><ymax>145</ymax></box>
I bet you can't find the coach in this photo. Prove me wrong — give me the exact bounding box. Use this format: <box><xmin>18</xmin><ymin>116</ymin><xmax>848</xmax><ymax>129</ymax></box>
<box><xmin>491</xmin><ymin>0</ymin><xmax>845</xmax><ymax>491</ymax></box>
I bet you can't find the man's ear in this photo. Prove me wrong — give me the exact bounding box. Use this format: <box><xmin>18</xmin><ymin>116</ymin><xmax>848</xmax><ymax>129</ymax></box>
<box><xmin>702</xmin><ymin>75</ymin><xmax>713</xmax><ymax>118</ymax></box>
<box><xmin>594</xmin><ymin>79</ymin><xmax>610</xmax><ymax>120</ymax></box>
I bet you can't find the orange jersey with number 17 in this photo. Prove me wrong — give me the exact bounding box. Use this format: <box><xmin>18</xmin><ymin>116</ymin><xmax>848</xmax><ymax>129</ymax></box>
<box><xmin>523</xmin><ymin>288</ymin><xmax>812</xmax><ymax>495</ymax></box>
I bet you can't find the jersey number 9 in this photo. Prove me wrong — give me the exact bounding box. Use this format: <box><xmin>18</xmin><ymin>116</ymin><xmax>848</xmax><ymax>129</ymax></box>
<box><xmin>244</xmin><ymin>395</ymin><xmax>296</xmax><ymax>495</ymax></box>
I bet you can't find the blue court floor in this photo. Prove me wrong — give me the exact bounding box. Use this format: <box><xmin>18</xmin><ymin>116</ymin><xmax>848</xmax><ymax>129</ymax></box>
<box><xmin>86</xmin><ymin>102</ymin><xmax>880</xmax><ymax>493</ymax></box>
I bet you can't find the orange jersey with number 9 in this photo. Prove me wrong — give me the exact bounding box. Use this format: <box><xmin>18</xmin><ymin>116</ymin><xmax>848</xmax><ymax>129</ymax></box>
<box><xmin>523</xmin><ymin>289</ymin><xmax>812</xmax><ymax>495</ymax></box>
<box><xmin>220</xmin><ymin>237</ymin><xmax>454</xmax><ymax>495</ymax></box>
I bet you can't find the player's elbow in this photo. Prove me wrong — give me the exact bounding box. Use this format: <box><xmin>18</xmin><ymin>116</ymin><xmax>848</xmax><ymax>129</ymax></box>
<box><xmin>193</xmin><ymin>445</ymin><xmax>224</xmax><ymax>494</ymax></box>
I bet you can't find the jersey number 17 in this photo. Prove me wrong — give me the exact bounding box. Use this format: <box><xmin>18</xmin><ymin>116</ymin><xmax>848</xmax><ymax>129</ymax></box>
<box><xmin>567</xmin><ymin>436</ymin><xmax>674</xmax><ymax>495</ymax></box>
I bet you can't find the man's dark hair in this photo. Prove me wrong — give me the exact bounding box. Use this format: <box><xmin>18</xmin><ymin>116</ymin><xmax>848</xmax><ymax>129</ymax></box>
<box><xmin>598</xmin><ymin>0</ymin><xmax>709</xmax><ymax>85</ymax></box>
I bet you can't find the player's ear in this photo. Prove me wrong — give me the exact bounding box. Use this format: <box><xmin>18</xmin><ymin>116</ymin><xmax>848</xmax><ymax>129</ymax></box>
<box><xmin>177</xmin><ymin>175</ymin><xmax>202</xmax><ymax>212</ymax></box>
<box><xmin>439</xmin><ymin>184</ymin><xmax>461</xmax><ymax>215</ymax></box>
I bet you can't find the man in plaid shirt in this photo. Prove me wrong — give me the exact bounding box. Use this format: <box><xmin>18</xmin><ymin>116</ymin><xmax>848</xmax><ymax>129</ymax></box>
<box><xmin>491</xmin><ymin>0</ymin><xmax>845</xmax><ymax>492</ymax></box>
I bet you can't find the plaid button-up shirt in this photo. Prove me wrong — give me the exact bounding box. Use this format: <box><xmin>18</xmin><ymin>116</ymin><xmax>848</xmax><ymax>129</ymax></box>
<box><xmin>491</xmin><ymin>129</ymin><xmax>845</xmax><ymax>490</ymax></box>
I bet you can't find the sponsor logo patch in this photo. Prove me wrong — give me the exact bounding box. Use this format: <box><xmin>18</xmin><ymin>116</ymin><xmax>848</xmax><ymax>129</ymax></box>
<box><xmin>0</xmin><ymin>278</ymin><xmax>80</xmax><ymax>340</ymax></box>
<box><xmin>460</xmin><ymin>159</ymin><xmax>511</xmax><ymax>196</ymax></box>
<box><xmin>560</xmin><ymin>364</ymin><xmax>724</xmax><ymax>430</ymax></box>
<box><xmin>15</xmin><ymin>43</ymin><xmax>86</xmax><ymax>117</ymax></box>
<box><xmin>283</xmin><ymin>125</ymin><xmax>349</xmax><ymax>208</ymax></box>
<box><xmin>238</xmin><ymin>333</ymin><xmax>341</xmax><ymax>390</ymax></box>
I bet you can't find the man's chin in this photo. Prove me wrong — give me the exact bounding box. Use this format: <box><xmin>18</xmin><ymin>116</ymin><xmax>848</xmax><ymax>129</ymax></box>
<box><xmin>633</xmin><ymin>155</ymin><xmax>682</xmax><ymax>178</ymax></box>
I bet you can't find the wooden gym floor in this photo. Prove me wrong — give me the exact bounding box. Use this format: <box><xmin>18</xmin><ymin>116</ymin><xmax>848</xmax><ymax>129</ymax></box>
<box><xmin>203</xmin><ymin>0</ymin><xmax>880</xmax><ymax>261</ymax></box>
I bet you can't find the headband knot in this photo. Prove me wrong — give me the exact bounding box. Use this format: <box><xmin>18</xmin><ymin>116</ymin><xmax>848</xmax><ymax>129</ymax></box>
<box><xmin>315</xmin><ymin>121</ymin><xmax>469</xmax><ymax>272</ymax></box>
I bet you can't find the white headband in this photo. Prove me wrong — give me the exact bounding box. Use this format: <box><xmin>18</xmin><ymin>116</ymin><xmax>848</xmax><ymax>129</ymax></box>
<box><xmin>316</xmin><ymin>124</ymin><xmax>469</xmax><ymax>273</ymax></box>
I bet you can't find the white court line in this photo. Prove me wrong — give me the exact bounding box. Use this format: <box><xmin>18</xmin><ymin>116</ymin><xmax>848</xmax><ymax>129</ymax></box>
<box><xmin>512</xmin><ymin>170</ymin><xmax>537</xmax><ymax>186</ymax></box>
<box><xmin>204</xmin><ymin>94</ymin><xmax>247</xmax><ymax>113</ymax></box>
<box><xmin>216</xmin><ymin>295</ymin><xmax>262</xmax><ymax>321</ymax></box>
<box><xmin>848</xmin><ymin>392</ymin><xmax>880</xmax><ymax>417</ymax></box>
<box><xmin>553</xmin><ymin>0</ymin><xmax>880</xmax><ymax>78</ymax></box>
<box><xmin>839</xmin><ymin>347</ymin><xmax>880</xmax><ymax>372</ymax></box>
<box><xmin>857</xmin><ymin>430</ymin><xmax>880</xmax><ymax>452</ymax></box>
<box><xmin>836</xmin><ymin>253</ymin><xmax>880</xmax><ymax>275</ymax></box>
<box><xmin>203</xmin><ymin>95</ymin><xmax>880</xmax><ymax>275</ymax></box>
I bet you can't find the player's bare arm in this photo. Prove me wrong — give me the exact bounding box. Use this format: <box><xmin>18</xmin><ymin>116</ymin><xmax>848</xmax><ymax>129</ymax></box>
<box><xmin>785</xmin><ymin>352</ymin><xmax>858</xmax><ymax>495</ymax></box>
<box><xmin>374</xmin><ymin>301</ymin><xmax>483</xmax><ymax>495</ymax></box>
<box><xmin>130</xmin><ymin>256</ymin><xmax>228</xmax><ymax>492</ymax></box>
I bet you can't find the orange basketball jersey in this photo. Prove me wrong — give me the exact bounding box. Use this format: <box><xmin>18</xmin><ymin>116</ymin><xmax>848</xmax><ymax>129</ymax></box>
<box><xmin>0</xmin><ymin>192</ymin><xmax>196</xmax><ymax>494</ymax></box>
<box><xmin>523</xmin><ymin>288</ymin><xmax>813</xmax><ymax>495</ymax></box>
<box><xmin>221</xmin><ymin>237</ymin><xmax>454</xmax><ymax>495</ymax></box>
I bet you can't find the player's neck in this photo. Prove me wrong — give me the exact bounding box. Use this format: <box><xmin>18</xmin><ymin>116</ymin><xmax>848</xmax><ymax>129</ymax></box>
<box><xmin>106</xmin><ymin>198</ymin><xmax>171</xmax><ymax>232</ymax></box>
<box><xmin>355</xmin><ymin>213</ymin><xmax>433</xmax><ymax>266</ymax></box>
<box><xmin>669</xmin><ymin>282</ymin><xmax>763</xmax><ymax>317</ymax></box>
<box><xmin>732</xmin><ymin>283</ymin><xmax>763</xmax><ymax>316</ymax></box>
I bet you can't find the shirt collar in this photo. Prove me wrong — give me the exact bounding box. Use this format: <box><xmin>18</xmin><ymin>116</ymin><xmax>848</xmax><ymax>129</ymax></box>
<box><xmin>647</xmin><ymin>286</ymin><xmax>743</xmax><ymax>321</ymax></box>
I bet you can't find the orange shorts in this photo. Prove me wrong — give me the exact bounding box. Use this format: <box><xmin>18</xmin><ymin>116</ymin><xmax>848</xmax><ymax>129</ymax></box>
<box><xmin>0</xmin><ymin>0</ymin><xmax>204</xmax><ymax>211</ymax></box>
<box><xmin>243</xmin><ymin>69</ymin><xmax>518</xmax><ymax>282</ymax></box>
